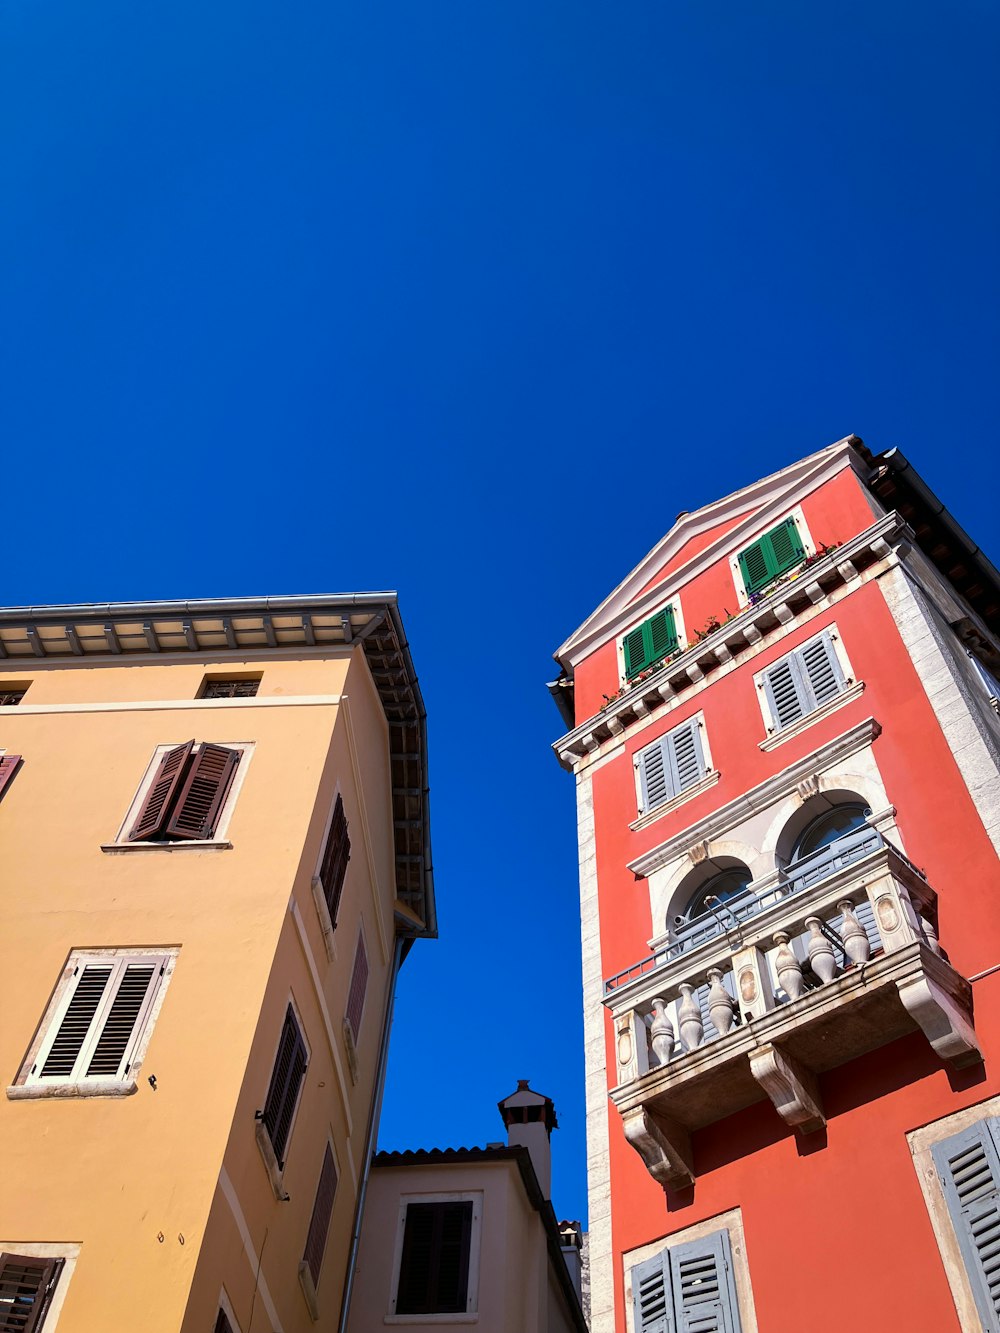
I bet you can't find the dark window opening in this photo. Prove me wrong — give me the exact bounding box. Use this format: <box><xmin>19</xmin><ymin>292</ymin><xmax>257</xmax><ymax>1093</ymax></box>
<box><xmin>0</xmin><ymin>690</ymin><xmax>27</xmax><ymax>707</ymax></box>
<box><xmin>260</xmin><ymin>1006</ymin><xmax>307</xmax><ymax>1169</ymax></box>
<box><xmin>0</xmin><ymin>1253</ymin><xmax>64</xmax><ymax>1333</ymax></box>
<box><xmin>201</xmin><ymin>678</ymin><xmax>261</xmax><ymax>699</ymax></box>
<box><xmin>396</xmin><ymin>1201</ymin><xmax>473</xmax><ymax>1315</ymax></box>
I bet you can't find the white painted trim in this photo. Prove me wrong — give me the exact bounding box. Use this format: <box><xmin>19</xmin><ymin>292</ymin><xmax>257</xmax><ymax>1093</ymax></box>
<box><xmin>8</xmin><ymin>694</ymin><xmax>343</xmax><ymax>715</ymax></box>
<box><xmin>289</xmin><ymin>902</ymin><xmax>353</xmax><ymax>1131</ymax></box>
<box><xmin>907</xmin><ymin>1094</ymin><xmax>1000</xmax><ymax>1333</ymax></box>
<box><xmin>218</xmin><ymin>1283</ymin><xmax>243</xmax><ymax>1333</ymax></box>
<box><xmin>729</xmin><ymin>503</ymin><xmax>816</xmax><ymax>608</ymax></box>
<box><xmin>218</xmin><ymin>1168</ymin><xmax>285</xmax><ymax>1333</ymax></box>
<box><xmin>757</xmin><ymin>680</ymin><xmax>866</xmax><ymax>750</ymax></box>
<box><xmin>387</xmin><ymin>1191</ymin><xmax>484</xmax><ymax>1318</ymax></box>
<box><xmin>111</xmin><ymin>740</ymin><xmax>255</xmax><ymax>846</ymax></box>
<box><xmin>621</xmin><ymin>1207</ymin><xmax>758</xmax><ymax>1333</ymax></box>
<box><xmin>0</xmin><ymin>1241</ymin><xmax>81</xmax><ymax>1332</ymax></box>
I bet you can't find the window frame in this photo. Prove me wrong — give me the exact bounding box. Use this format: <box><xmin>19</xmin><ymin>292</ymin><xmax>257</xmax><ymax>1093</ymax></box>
<box><xmin>0</xmin><ymin>681</ymin><xmax>30</xmax><ymax>706</ymax></box>
<box><xmin>255</xmin><ymin>997</ymin><xmax>310</xmax><ymax>1196</ymax></box>
<box><xmin>311</xmin><ymin>788</ymin><xmax>352</xmax><ymax>962</ymax></box>
<box><xmin>753</xmin><ymin>626</ymin><xmax>858</xmax><ymax>741</ymax></box>
<box><xmin>8</xmin><ymin>949</ymin><xmax>178</xmax><ymax>1100</ymax></box>
<box><xmin>633</xmin><ymin>712</ymin><xmax>715</xmax><ymax>819</ymax></box>
<box><xmin>730</xmin><ymin>506</ymin><xmax>814</xmax><ymax>607</ymax></box>
<box><xmin>387</xmin><ymin>1191</ymin><xmax>484</xmax><ymax>1323</ymax></box>
<box><xmin>199</xmin><ymin>675</ymin><xmax>262</xmax><ymax>700</ymax></box>
<box><xmin>107</xmin><ymin>740</ymin><xmax>254</xmax><ymax>850</ymax></box>
<box><xmin>617</xmin><ymin>599</ymin><xmax>688</xmax><ymax>685</ymax></box>
<box><xmin>0</xmin><ymin>1242</ymin><xmax>80</xmax><ymax>1333</ymax></box>
<box><xmin>298</xmin><ymin>1136</ymin><xmax>340</xmax><ymax>1318</ymax></box>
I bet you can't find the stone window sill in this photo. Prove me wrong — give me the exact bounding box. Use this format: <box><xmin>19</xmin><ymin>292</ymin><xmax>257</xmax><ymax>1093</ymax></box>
<box><xmin>758</xmin><ymin>680</ymin><xmax>865</xmax><ymax>751</ymax></box>
<box><xmin>385</xmin><ymin>1317</ymin><xmax>478</xmax><ymax>1326</ymax></box>
<box><xmin>298</xmin><ymin>1262</ymin><xmax>320</xmax><ymax>1322</ymax></box>
<box><xmin>7</xmin><ymin>1078</ymin><xmax>137</xmax><ymax>1100</ymax></box>
<box><xmin>255</xmin><ymin>1121</ymin><xmax>290</xmax><ymax>1201</ymax></box>
<box><xmin>629</xmin><ymin>770</ymin><xmax>721</xmax><ymax>833</ymax></box>
<box><xmin>101</xmin><ymin>840</ymin><xmax>233</xmax><ymax>854</ymax></box>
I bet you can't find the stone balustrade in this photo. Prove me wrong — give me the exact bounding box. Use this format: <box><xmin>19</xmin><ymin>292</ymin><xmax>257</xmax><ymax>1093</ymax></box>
<box><xmin>604</xmin><ymin>843</ymin><xmax>980</xmax><ymax>1191</ymax></box>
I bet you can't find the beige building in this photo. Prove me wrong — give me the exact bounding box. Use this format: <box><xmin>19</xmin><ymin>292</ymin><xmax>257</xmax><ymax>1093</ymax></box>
<box><xmin>347</xmin><ymin>1083</ymin><xmax>587</xmax><ymax>1333</ymax></box>
<box><xmin>0</xmin><ymin>594</ymin><xmax>435</xmax><ymax>1333</ymax></box>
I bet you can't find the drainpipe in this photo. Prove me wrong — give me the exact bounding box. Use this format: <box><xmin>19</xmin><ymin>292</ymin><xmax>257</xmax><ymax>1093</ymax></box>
<box><xmin>336</xmin><ymin>934</ymin><xmax>405</xmax><ymax>1333</ymax></box>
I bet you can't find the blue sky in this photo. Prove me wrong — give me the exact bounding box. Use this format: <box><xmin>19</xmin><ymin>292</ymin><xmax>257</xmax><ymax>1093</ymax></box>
<box><xmin>2</xmin><ymin>0</ymin><xmax>997</xmax><ymax>1224</ymax></box>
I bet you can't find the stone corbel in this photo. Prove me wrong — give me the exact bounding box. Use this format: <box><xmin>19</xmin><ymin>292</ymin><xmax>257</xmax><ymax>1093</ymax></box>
<box><xmin>621</xmin><ymin>1106</ymin><xmax>694</xmax><ymax>1190</ymax></box>
<box><xmin>896</xmin><ymin>971</ymin><xmax>982</xmax><ymax>1069</ymax></box>
<box><xmin>748</xmin><ymin>1043</ymin><xmax>825</xmax><ymax>1134</ymax></box>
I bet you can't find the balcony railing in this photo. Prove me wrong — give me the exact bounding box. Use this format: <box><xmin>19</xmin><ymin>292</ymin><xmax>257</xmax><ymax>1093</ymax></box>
<box><xmin>604</xmin><ymin>841</ymin><xmax>980</xmax><ymax>1191</ymax></box>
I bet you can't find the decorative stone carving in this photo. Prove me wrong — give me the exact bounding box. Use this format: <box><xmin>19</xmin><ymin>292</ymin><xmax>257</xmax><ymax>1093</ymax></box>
<box><xmin>774</xmin><ymin>932</ymin><xmax>805</xmax><ymax>1001</ymax></box>
<box><xmin>688</xmin><ymin>840</ymin><xmax>710</xmax><ymax>865</ymax></box>
<box><xmin>739</xmin><ymin>967</ymin><xmax>757</xmax><ymax>1004</ymax></box>
<box><xmin>677</xmin><ymin>983</ymin><xmax>704</xmax><ymax>1050</ymax></box>
<box><xmin>614</xmin><ymin>1009</ymin><xmax>650</xmax><ymax>1085</ymax></box>
<box><xmin>796</xmin><ymin>775</ymin><xmax>821</xmax><ymax>800</ymax></box>
<box><xmin>806</xmin><ymin>917</ymin><xmax>837</xmax><ymax>984</ymax></box>
<box><xmin>896</xmin><ymin>967</ymin><xmax>982</xmax><ymax>1069</ymax></box>
<box><xmin>839</xmin><ymin>900</ymin><xmax>871</xmax><ymax>964</ymax></box>
<box><xmin>731</xmin><ymin>944</ymin><xmax>775</xmax><ymax>1021</ymax></box>
<box><xmin>707</xmin><ymin>968</ymin><xmax>737</xmax><ymax>1036</ymax></box>
<box><xmin>749</xmin><ymin>1043</ymin><xmax>826</xmax><ymax>1134</ymax></box>
<box><xmin>805</xmin><ymin>581</ymin><xmax>825</xmax><ymax>604</ymax></box>
<box><xmin>920</xmin><ymin>916</ymin><xmax>943</xmax><ymax>957</ymax></box>
<box><xmin>876</xmin><ymin>894</ymin><xmax>900</xmax><ymax>935</ymax></box>
<box><xmin>649</xmin><ymin>997</ymin><xmax>675</xmax><ymax>1065</ymax></box>
<box><xmin>621</xmin><ymin>1106</ymin><xmax>694</xmax><ymax>1190</ymax></box>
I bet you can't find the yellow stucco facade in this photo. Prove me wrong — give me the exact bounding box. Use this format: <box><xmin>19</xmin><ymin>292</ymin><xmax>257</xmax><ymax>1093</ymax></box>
<box><xmin>0</xmin><ymin>597</ymin><xmax>434</xmax><ymax>1333</ymax></box>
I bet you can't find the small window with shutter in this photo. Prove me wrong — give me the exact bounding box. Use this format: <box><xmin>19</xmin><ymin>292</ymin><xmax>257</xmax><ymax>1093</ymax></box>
<box><xmin>0</xmin><ymin>754</ymin><xmax>22</xmax><ymax>803</ymax></box>
<box><xmin>214</xmin><ymin>1310</ymin><xmax>235</xmax><ymax>1333</ymax></box>
<box><xmin>16</xmin><ymin>950</ymin><xmax>175</xmax><ymax>1094</ymax></box>
<box><xmin>736</xmin><ymin>516</ymin><xmax>806</xmax><ymax>596</ymax></box>
<box><xmin>392</xmin><ymin>1198</ymin><xmax>479</xmax><ymax>1316</ymax></box>
<box><xmin>635</xmin><ymin>717</ymin><xmax>709</xmax><ymax>815</ymax></box>
<box><xmin>758</xmin><ymin>630</ymin><xmax>848</xmax><ymax>733</ymax></box>
<box><xmin>302</xmin><ymin>1143</ymin><xmax>339</xmax><ymax>1288</ymax></box>
<box><xmin>201</xmin><ymin>676</ymin><xmax>261</xmax><ymax>699</ymax></box>
<box><xmin>632</xmin><ymin>1228</ymin><xmax>743</xmax><ymax>1333</ymax></box>
<box><xmin>345</xmin><ymin>935</ymin><xmax>369</xmax><ymax>1043</ymax></box>
<box><xmin>0</xmin><ymin>1253</ymin><xmax>64</xmax><ymax>1332</ymax></box>
<box><xmin>622</xmin><ymin>605</ymin><xmax>680</xmax><ymax>680</ymax></box>
<box><xmin>932</xmin><ymin>1117</ymin><xmax>1000</xmax><ymax>1332</ymax></box>
<box><xmin>121</xmin><ymin>741</ymin><xmax>246</xmax><ymax>844</ymax></box>
<box><xmin>260</xmin><ymin>1006</ymin><xmax>308</xmax><ymax>1170</ymax></box>
<box><xmin>318</xmin><ymin>795</ymin><xmax>351</xmax><ymax>929</ymax></box>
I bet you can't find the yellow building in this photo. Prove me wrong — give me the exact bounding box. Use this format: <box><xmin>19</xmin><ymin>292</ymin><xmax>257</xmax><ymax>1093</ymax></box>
<box><xmin>0</xmin><ymin>594</ymin><xmax>435</xmax><ymax>1333</ymax></box>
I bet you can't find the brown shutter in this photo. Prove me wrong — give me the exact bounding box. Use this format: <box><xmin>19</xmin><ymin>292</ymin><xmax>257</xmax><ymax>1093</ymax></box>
<box><xmin>164</xmin><ymin>744</ymin><xmax>240</xmax><ymax>840</ymax></box>
<box><xmin>303</xmin><ymin>1144</ymin><xmax>338</xmax><ymax>1284</ymax></box>
<box><xmin>319</xmin><ymin>796</ymin><xmax>351</xmax><ymax>927</ymax></box>
<box><xmin>0</xmin><ymin>754</ymin><xmax>22</xmax><ymax>802</ymax></box>
<box><xmin>128</xmin><ymin>742</ymin><xmax>194</xmax><ymax>841</ymax></box>
<box><xmin>0</xmin><ymin>1252</ymin><xmax>63</xmax><ymax>1333</ymax></box>
<box><xmin>345</xmin><ymin>936</ymin><xmax>369</xmax><ymax>1041</ymax></box>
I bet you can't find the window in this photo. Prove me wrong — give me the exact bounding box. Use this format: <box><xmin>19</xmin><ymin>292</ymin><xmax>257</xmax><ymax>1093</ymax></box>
<box><xmin>126</xmin><ymin>741</ymin><xmax>242</xmax><ymax>842</ymax></box>
<box><xmin>736</xmin><ymin>516</ymin><xmax>805</xmax><ymax>596</ymax></box>
<box><xmin>0</xmin><ymin>689</ymin><xmax>27</xmax><ymax>707</ymax></box>
<box><xmin>345</xmin><ymin>936</ymin><xmax>369</xmax><ymax>1043</ymax></box>
<box><xmin>260</xmin><ymin>1006</ymin><xmax>307</xmax><ymax>1170</ymax></box>
<box><xmin>632</xmin><ymin>1229</ymin><xmax>742</xmax><ymax>1333</ymax></box>
<box><xmin>0</xmin><ymin>1253</ymin><xmax>63</xmax><ymax>1332</ymax></box>
<box><xmin>14</xmin><ymin>951</ymin><xmax>174</xmax><ymax>1095</ymax></box>
<box><xmin>395</xmin><ymin>1201</ymin><xmax>475</xmax><ymax>1316</ymax></box>
<box><xmin>758</xmin><ymin>629</ymin><xmax>847</xmax><ymax>732</ymax></box>
<box><xmin>318</xmin><ymin>795</ymin><xmax>351</xmax><ymax>929</ymax></box>
<box><xmin>622</xmin><ymin>606</ymin><xmax>679</xmax><ymax>681</ymax></box>
<box><xmin>969</xmin><ymin>652</ymin><xmax>1000</xmax><ymax>716</ymax></box>
<box><xmin>0</xmin><ymin>755</ymin><xmax>22</xmax><ymax>802</ymax></box>
<box><xmin>635</xmin><ymin>717</ymin><xmax>709</xmax><ymax>815</ymax></box>
<box><xmin>302</xmin><ymin>1144</ymin><xmax>338</xmax><ymax>1286</ymax></box>
<box><xmin>674</xmin><ymin>867</ymin><xmax>754</xmax><ymax>948</ymax></box>
<box><xmin>932</xmin><ymin>1117</ymin><xmax>1000</xmax><ymax>1331</ymax></box>
<box><xmin>201</xmin><ymin>677</ymin><xmax>261</xmax><ymax>699</ymax></box>
<box><xmin>215</xmin><ymin>1312</ymin><xmax>234</xmax><ymax>1333</ymax></box>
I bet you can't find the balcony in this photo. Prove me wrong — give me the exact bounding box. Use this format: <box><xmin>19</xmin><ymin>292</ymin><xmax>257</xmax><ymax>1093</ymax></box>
<box><xmin>604</xmin><ymin>839</ymin><xmax>981</xmax><ymax>1190</ymax></box>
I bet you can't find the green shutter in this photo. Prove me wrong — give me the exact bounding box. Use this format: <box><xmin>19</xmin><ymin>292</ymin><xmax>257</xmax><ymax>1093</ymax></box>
<box><xmin>624</xmin><ymin>607</ymin><xmax>678</xmax><ymax>680</ymax></box>
<box><xmin>738</xmin><ymin>518</ymin><xmax>805</xmax><ymax>594</ymax></box>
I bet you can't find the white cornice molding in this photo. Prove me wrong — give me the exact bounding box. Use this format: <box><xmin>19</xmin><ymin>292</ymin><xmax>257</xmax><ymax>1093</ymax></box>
<box><xmin>626</xmin><ymin>716</ymin><xmax>883</xmax><ymax>879</ymax></box>
<box><xmin>556</xmin><ymin>437</ymin><xmax>864</xmax><ymax>668</ymax></box>
<box><xmin>5</xmin><ymin>694</ymin><xmax>344</xmax><ymax>715</ymax></box>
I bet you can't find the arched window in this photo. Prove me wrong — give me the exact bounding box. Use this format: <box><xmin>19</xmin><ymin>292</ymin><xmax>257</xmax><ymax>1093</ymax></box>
<box><xmin>672</xmin><ymin>865</ymin><xmax>754</xmax><ymax>950</ymax></box>
<box><xmin>785</xmin><ymin>801</ymin><xmax>878</xmax><ymax>893</ymax></box>
<box><xmin>792</xmin><ymin>803</ymin><xmax>870</xmax><ymax>860</ymax></box>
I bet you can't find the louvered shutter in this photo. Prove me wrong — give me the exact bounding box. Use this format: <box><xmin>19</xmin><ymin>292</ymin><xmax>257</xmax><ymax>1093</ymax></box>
<box><xmin>85</xmin><ymin>963</ymin><xmax>160</xmax><ymax>1078</ymax></box>
<box><xmin>38</xmin><ymin>964</ymin><xmax>113</xmax><ymax>1079</ymax></box>
<box><xmin>761</xmin><ymin>657</ymin><xmax>810</xmax><ymax>730</ymax></box>
<box><xmin>637</xmin><ymin>721</ymin><xmax>706</xmax><ymax>814</ymax></box>
<box><xmin>932</xmin><ymin>1118</ymin><xmax>1000</xmax><ymax>1331</ymax></box>
<box><xmin>739</xmin><ymin>518</ymin><xmax>804</xmax><ymax>594</ymax></box>
<box><xmin>666</xmin><ymin>721</ymin><xmax>706</xmax><ymax>796</ymax></box>
<box><xmin>262</xmin><ymin>1007</ymin><xmax>307</xmax><ymax>1168</ymax></box>
<box><xmin>128</xmin><ymin>741</ymin><xmax>194</xmax><ymax>840</ymax></box>
<box><xmin>0</xmin><ymin>755</ymin><xmax>22</xmax><ymax>802</ymax></box>
<box><xmin>668</xmin><ymin>1230</ymin><xmax>741</xmax><ymax>1332</ymax></box>
<box><xmin>345</xmin><ymin>937</ymin><xmax>369</xmax><ymax>1041</ymax></box>
<box><xmin>164</xmin><ymin>743</ymin><xmax>240</xmax><ymax>840</ymax></box>
<box><xmin>319</xmin><ymin>795</ymin><xmax>351</xmax><ymax>926</ymax></box>
<box><xmin>624</xmin><ymin>608</ymin><xmax>678</xmax><ymax>679</ymax></box>
<box><xmin>0</xmin><ymin>1253</ymin><xmax>63</xmax><ymax>1333</ymax></box>
<box><xmin>396</xmin><ymin>1202</ymin><xmax>473</xmax><ymax>1315</ymax></box>
<box><xmin>738</xmin><ymin>540</ymin><xmax>772</xmax><ymax>595</ymax></box>
<box><xmin>632</xmin><ymin>1251</ymin><xmax>674</xmax><ymax>1333</ymax></box>
<box><xmin>797</xmin><ymin>632</ymin><xmax>846</xmax><ymax>708</ymax></box>
<box><xmin>767</xmin><ymin>517</ymin><xmax>805</xmax><ymax>573</ymax></box>
<box><xmin>637</xmin><ymin>740</ymin><xmax>670</xmax><ymax>814</ymax></box>
<box><xmin>303</xmin><ymin>1144</ymin><xmax>338</xmax><ymax>1284</ymax></box>
<box><xmin>214</xmin><ymin>1312</ymin><xmax>234</xmax><ymax>1333</ymax></box>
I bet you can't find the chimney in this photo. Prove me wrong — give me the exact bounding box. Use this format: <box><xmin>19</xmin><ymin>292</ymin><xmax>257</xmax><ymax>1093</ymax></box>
<box><xmin>497</xmin><ymin>1079</ymin><xmax>558</xmax><ymax>1199</ymax></box>
<box><xmin>558</xmin><ymin>1220</ymin><xmax>583</xmax><ymax>1297</ymax></box>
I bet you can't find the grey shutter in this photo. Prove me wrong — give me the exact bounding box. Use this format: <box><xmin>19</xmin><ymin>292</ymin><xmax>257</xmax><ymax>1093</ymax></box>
<box><xmin>762</xmin><ymin>657</ymin><xmax>809</xmax><ymax>730</ymax></box>
<box><xmin>668</xmin><ymin>1229</ymin><xmax>741</xmax><ymax>1332</ymax></box>
<box><xmin>632</xmin><ymin>1251</ymin><xmax>674</xmax><ymax>1333</ymax></box>
<box><xmin>666</xmin><ymin>721</ymin><xmax>706</xmax><ymax>795</ymax></box>
<box><xmin>932</xmin><ymin>1118</ymin><xmax>1000</xmax><ymax>1331</ymax></box>
<box><xmin>798</xmin><ymin>632</ymin><xmax>846</xmax><ymax>708</ymax></box>
<box><xmin>637</xmin><ymin>739</ymin><xmax>671</xmax><ymax>814</ymax></box>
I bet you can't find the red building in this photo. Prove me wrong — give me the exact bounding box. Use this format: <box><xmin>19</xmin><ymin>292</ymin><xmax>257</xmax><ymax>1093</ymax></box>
<box><xmin>549</xmin><ymin>436</ymin><xmax>1000</xmax><ymax>1333</ymax></box>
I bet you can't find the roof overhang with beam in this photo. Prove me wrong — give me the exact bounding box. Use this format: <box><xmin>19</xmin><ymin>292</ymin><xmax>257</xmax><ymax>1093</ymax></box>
<box><xmin>0</xmin><ymin>593</ymin><xmax>436</xmax><ymax>940</ymax></box>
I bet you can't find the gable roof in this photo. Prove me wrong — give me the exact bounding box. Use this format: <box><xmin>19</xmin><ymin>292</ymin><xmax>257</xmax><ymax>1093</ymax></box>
<box><xmin>554</xmin><ymin>434</ymin><xmax>864</xmax><ymax>671</ymax></box>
